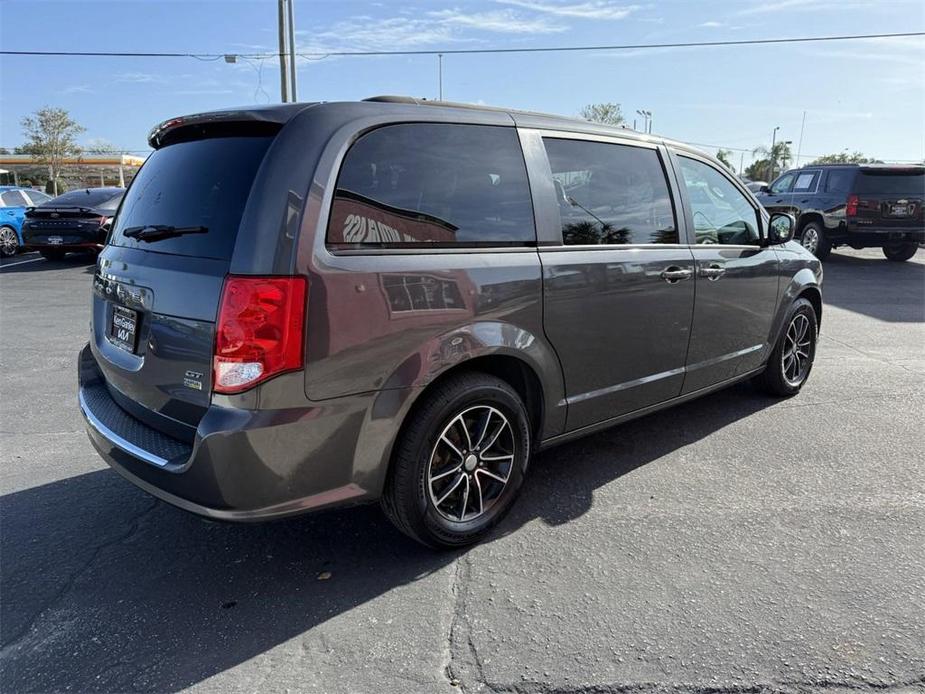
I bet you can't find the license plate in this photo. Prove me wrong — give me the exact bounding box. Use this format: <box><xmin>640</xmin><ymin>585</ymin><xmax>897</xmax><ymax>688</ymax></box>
<box><xmin>48</xmin><ymin>236</ymin><xmax>63</xmax><ymax>245</ymax></box>
<box><xmin>890</xmin><ymin>204</ymin><xmax>909</xmax><ymax>216</ymax></box>
<box><xmin>109</xmin><ymin>305</ymin><xmax>138</xmax><ymax>353</ymax></box>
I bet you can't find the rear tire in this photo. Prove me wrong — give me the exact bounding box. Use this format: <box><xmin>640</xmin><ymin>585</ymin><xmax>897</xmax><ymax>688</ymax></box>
<box><xmin>0</xmin><ymin>226</ymin><xmax>19</xmax><ymax>257</ymax></box>
<box><xmin>756</xmin><ymin>298</ymin><xmax>818</xmax><ymax>397</ymax></box>
<box><xmin>882</xmin><ymin>242</ymin><xmax>918</xmax><ymax>262</ymax></box>
<box><xmin>40</xmin><ymin>250</ymin><xmax>66</xmax><ymax>261</ymax></box>
<box><xmin>799</xmin><ymin>222</ymin><xmax>831</xmax><ymax>260</ymax></box>
<box><xmin>381</xmin><ymin>372</ymin><xmax>531</xmax><ymax>549</ymax></box>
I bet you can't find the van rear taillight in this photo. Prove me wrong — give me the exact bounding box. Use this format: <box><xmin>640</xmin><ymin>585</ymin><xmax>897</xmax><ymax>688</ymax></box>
<box><xmin>213</xmin><ymin>275</ymin><xmax>307</xmax><ymax>394</ymax></box>
<box><xmin>846</xmin><ymin>194</ymin><xmax>859</xmax><ymax>217</ymax></box>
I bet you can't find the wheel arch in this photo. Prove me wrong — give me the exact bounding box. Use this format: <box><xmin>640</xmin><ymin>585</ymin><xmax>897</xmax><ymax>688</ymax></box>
<box><xmin>796</xmin><ymin>212</ymin><xmax>824</xmax><ymax>236</ymax></box>
<box><xmin>768</xmin><ymin>267</ymin><xmax>823</xmax><ymax>349</ymax></box>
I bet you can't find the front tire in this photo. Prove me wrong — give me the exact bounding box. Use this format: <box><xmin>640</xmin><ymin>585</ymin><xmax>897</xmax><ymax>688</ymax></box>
<box><xmin>799</xmin><ymin>222</ymin><xmax>831</xmax><ymax>260</ymax></box>
<box><xmin>756</xmin><ymin>298</ymin><xmax>818</xmax><ymax>397</ymax></box>
<box><xmin>381</xmin><ymin>372</ymin><xmax>531</xmax><ymax>549</ymax></box>
<box><xmin>882</xmin><ymin>242</ymin><xmax>918</xmax><ymax>262</ymax></box>
<box><xmin>0</xmin><ymin>226</ymin><xmax>19</xmax><ymax>257</ymax></box>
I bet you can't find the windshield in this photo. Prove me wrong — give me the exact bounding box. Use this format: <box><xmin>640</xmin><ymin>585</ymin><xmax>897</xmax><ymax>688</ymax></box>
<box><xmin>43</xmin><ymin>188</ymin><xmax>124</xmax><ymax>208</ymax></box>
<box><xmin>857</xmin><ymin>170</ymin><xmax>925</xmax><ymax>196</ymax></box>
<box><xmin>109</xmin><ymin>136</ymin><xmax>272</xmax><ymax>260</ymax></box>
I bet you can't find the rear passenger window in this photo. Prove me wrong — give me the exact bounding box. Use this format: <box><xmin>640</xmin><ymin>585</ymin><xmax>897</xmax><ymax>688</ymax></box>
<box><xmin>543</xmin><ymin>138</ymin><xmax>677</xmax><ymax>245</ymax></box>
<box><xmin>328</xmin><ymin>124</ymin><xmax>534</xmax><ymax>247</ymax></box>
<box><xmin>792</xmin><ymin>171</ymin><xmax>819</xmax><ymax>193</ymax></box>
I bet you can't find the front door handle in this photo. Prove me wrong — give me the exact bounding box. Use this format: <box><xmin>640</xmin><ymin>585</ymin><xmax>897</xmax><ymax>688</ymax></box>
<box><xmin>700</xmin><ymin>264</ymin><xmax>726</xmax><ymax>280</ymax></box>
<box><xmin>660</xmin><ymin>266</ymin><xmax>693</xmax><ymax>283</ymax></box>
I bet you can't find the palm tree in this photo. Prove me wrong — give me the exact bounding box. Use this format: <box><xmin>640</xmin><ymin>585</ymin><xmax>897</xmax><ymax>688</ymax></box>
<box><xmin>752</xmin><ymin>141</ymin><xmax>793</xmax><ymax>180</ymax></box>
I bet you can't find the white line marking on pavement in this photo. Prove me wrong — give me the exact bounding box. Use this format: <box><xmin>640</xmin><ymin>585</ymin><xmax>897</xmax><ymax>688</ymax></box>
<box><xmin>0</xmin><ymin>257</ymin><xmax>45</xmax><ymax>270</ymax></box>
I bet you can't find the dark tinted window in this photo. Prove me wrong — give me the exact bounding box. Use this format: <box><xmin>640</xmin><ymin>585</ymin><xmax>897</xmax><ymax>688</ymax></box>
<box><xmin>45</xmin><ymin>189</ymin><xmax>123</xmax><ymax>208</ymax></box>
<box><xmin>24</xmin><ymin>190</ymin><xmax>52</xmax><ymax>206</ymax></box>
<box><xmin>110</xmin><ymin>136</ymin><xmax>272</xmax><ymax>260</ymax></box>
<box><xmin>543</xmin><ymin>138</ymin><xmax>677</xmax><ymax>245</ymax></box>
<box><xmin>823</xmin><ymin>169</ymin><xmax>855</xmax><ymax>193</ymax></box>
<box><xmin>678</xmin><ymin>156</ymin><xmax>760</xmax><ymax>245</ymax></box>
<box><xmin>328</xmin><ymin>124</ymin><xmax>534</xmax><ymax>246</ymax></box>
<box><xmin>792</xmin><ymin>170</ymin><xmax>819</xmax><ymax>193</ymax></box>
<box><xmin>857</xmin><ymin>170</ymin><xmax>925</xmax><ymax>196</ymax></box>
<box><xmin>0</xmin><ymin>190</ymin><xmax>28</xmax><ymax>207</ymax></box>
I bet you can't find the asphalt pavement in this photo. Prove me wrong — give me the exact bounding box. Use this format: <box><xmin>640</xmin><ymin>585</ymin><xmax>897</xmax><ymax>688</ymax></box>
<box><xmin>1</xmin><ymin>248</ymin><xmax>923</xmax><ymax>693</ymax></box>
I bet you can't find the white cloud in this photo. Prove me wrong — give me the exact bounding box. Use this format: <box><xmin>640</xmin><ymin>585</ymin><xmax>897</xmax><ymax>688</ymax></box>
<box><xmin>735</xmin><ymin>0</ymin><xmax>892</xmax><ymax>14</ymax></box>
<box><xmin>114</xmin><ymin>72</ymin><xmax>167</xmax><ymax>84</ymax></box>
<box><xmin>63</xmin><ymin>84</ymin><xmax>93</xmax><ymax>94</ymax></box>
<box><xmin>699</xmin><ymin>20</ymin><xmax>724</xmax><ymax>28</ymax></box>
<box><xmin>431</xmin><ymin>9</ymin><xmax>565</xmax><ymax>34</ymax></box>
<box><xmin>497</xmin><ymin>0</ymin><xmax>639</xmax><ymax>20</ymax></box>
<box><xmin>297</xmin><ymin>8</ymin><xmax>569</xmax><ymax>56</ymax></box>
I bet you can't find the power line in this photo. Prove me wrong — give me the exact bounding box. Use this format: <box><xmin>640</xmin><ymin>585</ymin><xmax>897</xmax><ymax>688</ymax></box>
<box><xmin>1</xmin><ymin>31</ymin><xmax>922</xmax><ymax>60</ymax></box>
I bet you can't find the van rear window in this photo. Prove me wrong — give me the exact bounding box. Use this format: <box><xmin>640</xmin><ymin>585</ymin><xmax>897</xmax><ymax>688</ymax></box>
<box><xmin>856</xmin><ymin>170</ymin><xmax>925</xmax><ymax>196</ymax></box>
<box><xmin>327</xmin><ymin>123</ymin><xmax>535</xmax><ymax>247</ymax></box>
<box><xmin>110</xmin><ymin>136</ymin><xmax>272</xmax><ymax>260</ymax></box>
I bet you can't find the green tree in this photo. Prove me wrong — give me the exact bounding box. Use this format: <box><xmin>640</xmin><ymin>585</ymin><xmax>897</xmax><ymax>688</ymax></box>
<box><xmin>85</xmin><ymin>138</ymin><xmax>120</xmax><ymax>154</ymax></box>
<box><xmin>20</xmin><ymin>107</ymin><xmax>85</xmax><ymax>196</ymax></box>
<box><xmin>745</xmin><ymin>158</ymin><xmax>773</xmax><ymax>182</ymax></box>
<box><xmin>752</xmin><ymin>141</ymin><xmax>792</xmax><ymax>181</ymax></box>
<box><xmin>716</xmin><ymin>149</ymin><xmax>735</xmax><ymax>172</ymax></box>
<box><xmin>808</xmin><ymin>151</ymin><xmax>881</xmax><ymax>165</ymax></box>
<box><xmin>579</xmin><ymin>103</ymin><xmax>625</xmax><ymax>126</ymax></box>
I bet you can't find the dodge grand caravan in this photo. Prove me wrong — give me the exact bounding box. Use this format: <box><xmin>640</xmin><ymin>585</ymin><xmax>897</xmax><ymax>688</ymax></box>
<box><xmin>79</xmin><ymin>98</ymin><xmax>822</xmax><ymax>548</ymax></box>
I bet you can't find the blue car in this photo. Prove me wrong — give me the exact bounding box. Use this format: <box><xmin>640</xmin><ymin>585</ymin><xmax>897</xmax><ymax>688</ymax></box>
<box><xmin>0</xmin><ymin>186</ymin><xmax>54</xmax><ymax>256</ymax></box>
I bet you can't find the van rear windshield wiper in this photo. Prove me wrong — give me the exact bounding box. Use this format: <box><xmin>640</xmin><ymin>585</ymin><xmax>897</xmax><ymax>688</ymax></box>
<box><xmin>122</xmin><ymin>225</ymin><xmax>208</xmax><ymax>242</ymax></box>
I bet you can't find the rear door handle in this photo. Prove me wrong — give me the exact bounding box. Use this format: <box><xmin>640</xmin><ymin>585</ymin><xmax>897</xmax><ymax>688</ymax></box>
<box><xmin>660</xmin><ymin>266</ymin><xmax>693</xmax><ymax>283</ymax></box>
<box><xmin>700</xmin><ymin>264</ymin><xmax>726</xmax><ymax>280</ymax></box>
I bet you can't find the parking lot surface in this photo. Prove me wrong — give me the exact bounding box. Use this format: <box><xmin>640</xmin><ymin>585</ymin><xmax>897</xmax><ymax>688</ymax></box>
<box><xmin>1</xmin><ymin>249</ymin><xmax>923</xmax><ymax>693</ymax></box>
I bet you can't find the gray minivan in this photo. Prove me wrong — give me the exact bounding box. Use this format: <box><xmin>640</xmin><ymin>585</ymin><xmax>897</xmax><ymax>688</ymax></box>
<box><xmin>79</xmin><ymin>97</ymin><xmax>822</xmax><ymax>548</ymax></box>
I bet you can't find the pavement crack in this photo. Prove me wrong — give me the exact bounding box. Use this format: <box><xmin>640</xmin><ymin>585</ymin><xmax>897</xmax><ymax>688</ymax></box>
<box><xmin>0</xmin><ymin>496</ymin><xmax>158</xmax><ymax>656</ymax></box>
<box><xmin>444</xmin><ymin>551</ymin><xmax>488</xmax><ymax>692</ymax></box>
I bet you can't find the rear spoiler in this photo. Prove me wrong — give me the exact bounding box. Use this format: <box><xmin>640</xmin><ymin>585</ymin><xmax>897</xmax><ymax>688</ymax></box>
<box><xmin>147</xmin><ymin>103</ymin><xmax>317</xmax><ymax>149</ymax></box>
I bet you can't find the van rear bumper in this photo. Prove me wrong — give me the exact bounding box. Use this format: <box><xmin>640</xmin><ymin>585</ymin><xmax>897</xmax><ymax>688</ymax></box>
<box><xmin>78</xmin><ymin>343</ymin><xmax>377</xmax><ymax>521</ymax></box>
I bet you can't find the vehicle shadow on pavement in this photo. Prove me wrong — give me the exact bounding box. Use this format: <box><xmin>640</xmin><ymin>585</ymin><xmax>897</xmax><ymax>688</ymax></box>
<box><xmin>821</xmin><ymin>251</ymin><xmax>924</xmax><ymax>323</ymax></box>
<box><xmin>0</xmin><ymin>383</ymin><xmax>773</xmax><ymax>692</ymax></box>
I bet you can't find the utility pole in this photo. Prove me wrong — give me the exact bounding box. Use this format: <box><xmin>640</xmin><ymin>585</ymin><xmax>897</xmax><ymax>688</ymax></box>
<box><xmin>277</xmin><ymin>0</ymin><xmax>290</xmax><ymax>103</ymax></box>
<box><xmin>795</xmin><ymin>110</ymin><xmax>807</xmax><ymax>168</ymax></box>
<box><xmin>286</xmin><ymin>0</ymin><xmax>297</xmax><ymax>101</ymax></box>
<box><xmin>438</xmin><ymin>53</ymin><xmax>443</xmax><ymax>100</ymax></box>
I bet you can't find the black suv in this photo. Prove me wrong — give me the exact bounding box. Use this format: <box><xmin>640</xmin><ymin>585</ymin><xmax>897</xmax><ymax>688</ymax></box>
<box><xmin>757</xmin><ymin>164</ymin><xmax>924</xmax><ymax>261</ymax></box>
<box><xmin>78</xmin><ymin>98</ymin><xmax>821</xmax><ymax>548</ymax></box>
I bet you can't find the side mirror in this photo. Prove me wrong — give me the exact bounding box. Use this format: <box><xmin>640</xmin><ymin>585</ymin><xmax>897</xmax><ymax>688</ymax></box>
<box><xmin>759</xmin><ymin>185</ymin><xmax>770</xmax><ymax>194</ymax></box>
<box><xmin>767</xmin><ymin>212</ymin><xmax>795</xmax><ymax>245</ymax></box>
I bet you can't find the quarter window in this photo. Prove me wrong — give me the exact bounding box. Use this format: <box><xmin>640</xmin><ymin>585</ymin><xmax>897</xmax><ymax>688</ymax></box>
<box><xmin>678</xmin><ymin>156</ymin><xmax>761</xmax><ymax>245</ymax></box>
<box><xmin>823</xmin><ymin>169</ymin><xmax>855</xmax><ymax>193</ymax></box>
<box><xmin>328</xmin><ymin>124</ymin><xmax>535</xmax><ymax>247</ymax></box>
<box><xmin>542</xmin><ymin>138</ymin><xmax>678</xmax><ymax>245</ymax></box>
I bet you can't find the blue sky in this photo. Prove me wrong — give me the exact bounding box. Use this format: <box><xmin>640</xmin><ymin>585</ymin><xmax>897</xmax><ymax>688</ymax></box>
<box><xmin>1</xmin><ymin>0</ymin><xmax>923</xmax><ymax>169</ymax></box>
